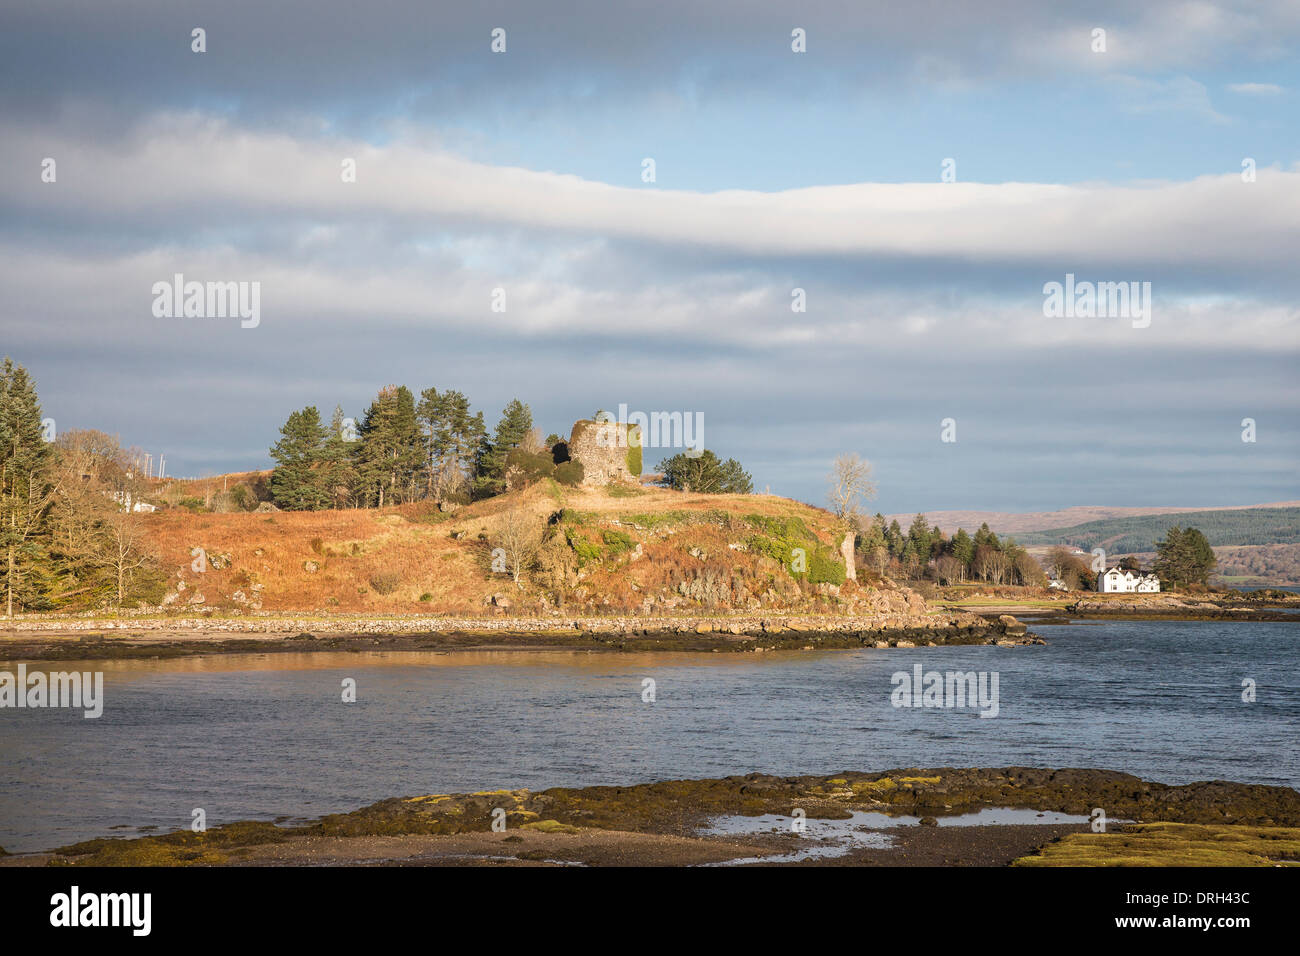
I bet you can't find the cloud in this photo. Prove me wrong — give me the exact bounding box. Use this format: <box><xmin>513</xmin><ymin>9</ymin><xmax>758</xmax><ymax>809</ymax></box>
<box><xmin>3</xmin><ymin>0</ymin><xmax>1298</xmax><ymax>122</ymax></box>
<box><xmin>5</xmin><ymin>113</ymin><xmax>1299</xmax><ymax>276</ymax></box>
<box><xmin>1228</xmin><ymin>82</ymin><xmax>1284</xmax><ymax>94</ymax></box>
<box><xmin>2</xmin><ymin>1</ymin><xmax>1297</xmax><ymax>506</ymax></box>
<box><xmin>1106</xmin><ymin>74</ymin><xmax>1229</xmax><ymax>122</ymax></box>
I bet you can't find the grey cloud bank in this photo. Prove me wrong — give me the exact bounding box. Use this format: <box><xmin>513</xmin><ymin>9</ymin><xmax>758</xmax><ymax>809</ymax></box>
<box><xmin>1</xmin><ymin>0</ymin><xmax>1296</xmax><ymax>513</ymax></box>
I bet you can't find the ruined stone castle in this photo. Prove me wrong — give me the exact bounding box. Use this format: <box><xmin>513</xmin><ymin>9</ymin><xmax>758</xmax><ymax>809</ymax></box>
<box><xmin>567</xmin><ymin>418</ymin><xmax>643</xmax><ymax>486</ymax></box>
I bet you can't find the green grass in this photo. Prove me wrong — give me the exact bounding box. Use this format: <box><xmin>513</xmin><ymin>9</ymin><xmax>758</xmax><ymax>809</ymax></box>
<box><xmin>742</xmin><ymin>513</ymin><xmax>845</xmax><ymax>584</ymax></box>
<box><xmin>604</xmin><ymin>483</ymin><xmax>644</xmax><ymax>498</ymax></box>
<box><xmin>601</xmin><ymin>529</ymin><xmax>635</xmax><ymax>556</ymax></box>
<box><xmin>1014</xmin><ymin>822</ymin><xmax>1300</xmax><ymax>867</ymax></box>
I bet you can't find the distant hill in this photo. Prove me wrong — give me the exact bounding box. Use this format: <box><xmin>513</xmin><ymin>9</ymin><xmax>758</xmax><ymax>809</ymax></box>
<box><xmin>887</xmin><ymin>501</ymin><xmax>1300</xmax><ymax>537</ymax></box>
<box><xmin>1013</xmin><ymin>507</ymin><xmax>1300</xmax><ymax>553</ymax></box>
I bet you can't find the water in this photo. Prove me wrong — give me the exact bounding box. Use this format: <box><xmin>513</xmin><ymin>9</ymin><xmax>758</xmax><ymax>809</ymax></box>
<box><xmin>1</xmin><ymin>619</ymin><xmax>1296</xmax><ymax>853</ymax></box>
<box><xmin>700</xmin><ymin>808</ymin><xmax>1097</xmax><ymax>865</ymax></box>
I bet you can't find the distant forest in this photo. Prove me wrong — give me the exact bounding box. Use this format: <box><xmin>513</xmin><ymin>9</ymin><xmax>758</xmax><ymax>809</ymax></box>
<box><xmin>1017</xmin><ymin>507</ymin><xmax>1300</xmax><ymax>554</ymax></box>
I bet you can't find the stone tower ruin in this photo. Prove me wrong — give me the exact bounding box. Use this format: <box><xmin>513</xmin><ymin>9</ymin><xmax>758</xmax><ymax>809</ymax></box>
<box><xmin>567</xmin><ymin>417</ymin><xmax>643</xmax><ymax>487</ymax></box>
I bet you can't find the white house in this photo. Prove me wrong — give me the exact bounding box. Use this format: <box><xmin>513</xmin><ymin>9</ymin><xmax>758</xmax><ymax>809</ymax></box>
<box><xmin>1098</xmin><ymin>567</ymin><xmax>1160</xmax><ymax>593</ymax></box>
<box><xmin>109</xmin><ymin>491</ymin><xmax>158</xmax><ymax>513</ymax></box>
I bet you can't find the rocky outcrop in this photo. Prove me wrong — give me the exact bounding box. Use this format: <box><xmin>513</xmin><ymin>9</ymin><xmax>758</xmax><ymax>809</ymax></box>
<box><xmin>1069</xmin><ymin>594</ymin><xmax>1300</xmax><ymax>620</ymax></box>
<box><xmin>840</xmin><ymin>532</ymin><xmax>855</xmax><ymax>583</ymax></box>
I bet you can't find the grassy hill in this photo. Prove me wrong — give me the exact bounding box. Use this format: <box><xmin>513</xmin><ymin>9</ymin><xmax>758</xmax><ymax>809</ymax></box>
<box><xmin>887</xmin><ymin>501</ymin><xmax>1300</xmax><ymax>537</ymax></box>
<box><xmin>1016</xmin><ymin>506</ymin><xmax>1300</xmax><ymax>553</ymax></box>
<box><xmin>142</xmin><ymin>482</ymin><xmax>869</xmax><ymax>617</ymax></box>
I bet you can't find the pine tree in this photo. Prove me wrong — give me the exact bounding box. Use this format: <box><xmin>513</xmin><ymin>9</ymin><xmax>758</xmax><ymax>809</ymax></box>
<box><xmin>0</xmin><ymin>358</ymin><xmax>56</xmax><ymax>616</ymax></box>
<box><xmin>656</xmin><ymin>449</ymin><xmax>752</xmax><ymax>494</ymax></box>
<box><xmin>474</xmin><ymin>399</ymin><xmax>533</xmax><ymax>498</ymax></box>
<box><xmin>354</xmin><ymin>386</ymin><xmax>422</xmax><ymax>507</ymax></box>
<box><xmin>907</xmin><ymin>513</ymin><xmax>932</xmax><ymax>566</ymax></box>
<box><xmin>417</xmin><ymin>388</ymin><xmax>486</xmax><ymax>501</ymax></box>
<box><xmin>269</xmin><ymin>406</ymin><xmax>329</xmax><ymax>510</ymax></box>
<box><xmin>886</xmin><ymin>520</ymin><xmax>904</xmax><ymax>556</ymax></box>
<box><xmin>951</xmin><ymin>528</ymin><xmax>974</xmax><ymax>569</ymax></box>
<box><xmin>1154</xmin><ymin>525</ymin><xmax>1216</xmax><ymax>588</ymax></box>
<box><xmin>320</xmin><ymin>406</ymin><xmax>358</xmax><ymax>508</ymax></box>
<box><xmin>974</xmin><ymin>522</ymin><xmax>1001</xmax><ymax>551</ymax></box>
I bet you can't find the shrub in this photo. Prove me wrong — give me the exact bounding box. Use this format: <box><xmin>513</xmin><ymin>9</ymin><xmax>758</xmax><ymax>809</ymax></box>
<box><xmin>601</xmin><ymin>529</ymin><xmax>635</xmax><ymax>556</ymax></box>
<box><xmin>564</xmin><ymin>528</ymin><xmax>603</xmax><ymax>564</ymax></box>
<box><xmin>131</xmin><ymin>568</ymin><xmax>171</xmax><ymax>606</ymax></box>
<box><xmin>369</xmin><ymin>570</ymin><xmax>402</xmax><ymax>595</ymax></box>
<box><xmin>229</xmin><ymin>484</ymin><xmax>254</xmax><ymax>510</ymax></box>
<box><xmin>505</xmin><ymin>448</ymin><xmax>556</xmax><ymax>486</ymax></box>
<box><xmin>419</xmin><ymin>592</ymin><xmax>433</xmax><ymax>602</ymax></box>
<box><xmin>554</xmin><ymin>460</ymin><xmax>584</xmax><ymax>487</ymax></box>
<box><xmin>807</xmin><ymin>551</ymin><xmax>847</xmax><ymax>585</ymax></box>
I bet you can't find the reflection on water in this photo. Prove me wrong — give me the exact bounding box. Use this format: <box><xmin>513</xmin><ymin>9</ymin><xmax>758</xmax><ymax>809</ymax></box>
<box><xmin>700</xmin><ymin>808</ymin><xmax>1097</xmax><ymax>865</ymax></box>
<box><xmin>1</xmin><ymin>620</ymin><xmax>1296</xmax><ymax>853</ymax></box>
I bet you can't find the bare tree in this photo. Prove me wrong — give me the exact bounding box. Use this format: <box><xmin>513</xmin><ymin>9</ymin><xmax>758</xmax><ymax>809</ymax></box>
<box><xmin>49</xmin><ymin>430</ymin><xmax>158</xmax><ymax>607</ymax></box>
<box><xmin>827</xmin><ymin>454</ymin><xmax>876</xmax><ymax>524</ymax></box>
<box><xmin>935</xmin><ymin>555</ymin><xmax>965</xmax><ymax>585</ymax></box>
<box><xmin>97</xmin><ymin>505</ymin><xmax>153</xmax><ymax>605</ymax></box>
<box><xmin>495</xmin><ymin>486</ymin><xmax>543</xmax><ymax>587</ymax></box>
<box><xmin>1015</xmin><ymin>551</ymin><xmax>1048</xmax><ymax>587</ymax></box>
<box><xmin>974</xmin><ymin>547</ymin><xmax>1011</xmax><ymax>586</ymax></box>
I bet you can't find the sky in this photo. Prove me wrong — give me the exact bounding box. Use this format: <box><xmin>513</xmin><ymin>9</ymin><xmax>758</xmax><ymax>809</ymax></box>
<box><xmin>1</xmin><ymin>0</ymin><xmax>1297</xmax><ymax>513</ymax></box>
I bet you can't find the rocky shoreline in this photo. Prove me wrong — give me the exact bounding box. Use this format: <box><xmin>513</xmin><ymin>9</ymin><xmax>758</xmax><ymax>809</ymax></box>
<box><xmin>1065</xmin><ymin>595</ymin><xmax>1299</xmax><ymax>621</ymax></box>
<box><xmin>0</xmin><ymin>610</ymin><xmax>1040</xmax><ymax>660</ymax></box>
<box><xmin>7</xmin><ymin>767</ymin><xmax>1297</xmax><ymax>867</ymax></box>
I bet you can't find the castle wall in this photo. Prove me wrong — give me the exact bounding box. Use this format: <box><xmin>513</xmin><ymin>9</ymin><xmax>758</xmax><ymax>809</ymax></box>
<box><xmin>568</xmin><ymin>419</ymin><xmax>642</xmax><ymax>486</ymax></box>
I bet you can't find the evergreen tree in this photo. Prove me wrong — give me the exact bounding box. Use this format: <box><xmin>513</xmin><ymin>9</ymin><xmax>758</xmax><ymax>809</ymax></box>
<box><xmin>974</xmin><ymin>522</ymin><xmax>1001</xmax><ymax>551</ymax></box>
<box><xmin>858</xmin><ymin>515</ymin><xmax>886</xmax><ymax>558</ymax></box>
<box><xmin>951</xmin><ymin>528</ymin><xmax>974</xmax><ymax>569</ymax></box>
<box><xmin>0</xmin><ymin>359</ymin><xmax>56</xmax><ymax>615</ymax></box>
<box><xmin>418</xmin><ymin>387</ymin><xmax>486</xmax><ymax>501</ymax></box>
<box><xmin>1154</xmin><ymin>525</ymin><xmax>1216</xmax><ymax>588</ymax></box>
<box><xmin>269</xmin><ymin>406</ymin><xmax>329</xmax><ymax>510</ymax></box>
<box><xmin>320</xmin><ymin>405</ymin><xmax>358</xmax><ymax>508</ymax></box>
<box><xmin>474</xmin><ymin>399</ymin><xmax>533</xmax><ymax>498</ymax></box>
<box><xmin>907</xmin><ymin>513</ymin><xmax>932</xmax><ymax>567</ymax></box>
<box><xmin>886</xmin><ymin>519</ymin><xmax>905</xmax><ymax>557</ymax></box>
<box><xmin>354</xmin><ymin>386</ymin><xmax>423</xmax><ymax>507</ymax></box>
<box><xmin>656</xmin><ymin>449</ymin><xmax>753</xmax><ymax>494</ymax></box>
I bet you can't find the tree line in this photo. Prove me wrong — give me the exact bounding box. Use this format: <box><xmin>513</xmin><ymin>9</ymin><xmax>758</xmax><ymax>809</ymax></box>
<box><xmin>268</xmin><ymin>388</ymin><xmax>590</xmax><ymax>510</ymax></box>
<box><xmin>856</xmin><ymin>514</ymin><xmax>1217</xmax><ymax>590</ymax></box>
<box><xmin>270</xmin><ymin>390</ymin><xmax>757</xmax><ymax>510</ymax></box>
<box><xmin>2</xmin><ymin>358</ymin><xmax>163</xmax><ymax>613</ymax></box>
<box><xmin>856</xmin><ymin>513</ymin><xmax>1048</xmax><ymax>586</ymax></box>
